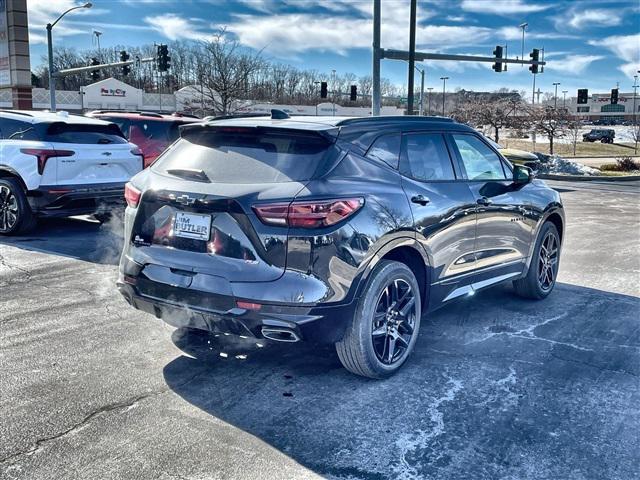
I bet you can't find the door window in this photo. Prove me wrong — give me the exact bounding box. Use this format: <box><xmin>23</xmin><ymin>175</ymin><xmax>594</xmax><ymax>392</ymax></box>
<box><xmin>401</xmin><ymin>133</ymin><xmax>456</xmax><ymax>181</ymax></box>
<box><xmin>452</xmin><ymin>134</ymin><xmax>507</xmax><ymax>180</ymax></box>
<box><xmin>366</xmin><ymin>133</ymin><xmax>401</xmax><ymax>169</ymax></box>
<box><xmin>0</xmin><ymin>118</ymin><xmax>39</xmax><ymax>140</ymax></box>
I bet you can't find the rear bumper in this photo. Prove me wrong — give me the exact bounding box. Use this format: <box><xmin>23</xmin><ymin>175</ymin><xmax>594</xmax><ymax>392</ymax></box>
<box><xmin>117</xmin><ymin>279</ymin><xmax>356</xmax><ymax>344</ymax></box>
<box><xmin>28</xmin><ymin>182</ymin><xmax>126</xmax><ymax>217</ymax></box>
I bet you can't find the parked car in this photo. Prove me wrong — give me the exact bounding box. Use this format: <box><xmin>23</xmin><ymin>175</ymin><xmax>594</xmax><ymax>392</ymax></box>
<box><xmin>117</xmin><ymin>112</ymin><xmax>564</xmax><ymax>378</ymax></box>
<box><xmin>582</xmin><ymin>128</ymin><xmax>615</xmax><ymax>143</ymax></box>
<box><xmin>484</xmin><ymin>137</ymin><xmax>539</xmax><ymax>169</ymax></box>
<box><xmin>86</xmin><ymin>111</ymin><xmax>200</xmax><ymax>168</ymax></box>
<box><xmin>0</xmin><ymin>110</ymin><xmax>143</xmax><ymax>234</ymax></box>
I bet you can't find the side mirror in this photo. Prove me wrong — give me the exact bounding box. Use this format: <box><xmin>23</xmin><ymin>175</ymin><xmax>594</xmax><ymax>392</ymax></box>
<box><xmin>513</xmin><ymin>164</ymin><xmax>533</xmax><ymax>185</ymax></box>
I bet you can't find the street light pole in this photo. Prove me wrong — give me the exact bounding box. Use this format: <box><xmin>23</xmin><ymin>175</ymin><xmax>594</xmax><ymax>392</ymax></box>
<box><xmin>440</xmin><ymin>77</ymin><xmax>449</xmax><ymax>116</ymax></box>
<box><xmin>562</xmin><ymin>90</ymin><xmax>568</xmax><ymax>109</ymax></box>
<box><xmin>407</xmin><ymin>0</ymin><xmax>417</xmax><ymax>115</ymax></box>
<box><xmin>632</xmin><ymin>75</ymin><xmax>638</xmax><ymax>126</ymax></box>
<box><xmin>427</xmin><ymin>87</ymin><xmax>433</xmax><ymax>115</ymax></box>
<box><xmin>419</xmin><ymin>68</ymin><xmax>425</xmax><ymax>115</ymax></box>
<box><xmin>553</xmin><ymin>82</ymin><xmax>561</xmax><ymax>109</ymax></box>
<box><xmin>519</xmin><ymin>23</ymin><xmax>528</xmax><ymax>65</ymax></box>
<box><xmin>47</xmin><ymin>3</ymin><xmax>93</xmax><ymax>112</ymax></box>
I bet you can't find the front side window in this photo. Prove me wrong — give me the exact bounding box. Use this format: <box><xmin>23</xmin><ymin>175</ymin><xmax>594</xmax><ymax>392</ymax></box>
<box><xmin>366</xmin><ymin>134</ymin><xmax>401</xmax><ymax>169</ymax></box>
<box><xmin>452</xmin><ymin>134</ymin><xmax>507</xmax><ymax>181</ymax></box>
<box><xmin>401</xmin><ymin>133</ymin><xmax>456</xmax><ymax>181</ymax></box>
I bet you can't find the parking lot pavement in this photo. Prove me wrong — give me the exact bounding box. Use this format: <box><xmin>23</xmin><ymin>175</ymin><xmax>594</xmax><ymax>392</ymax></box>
<box><xmin>1</xmin><ymin>180</ymin><xmax>638</xmax><ymax>480</ymax></box>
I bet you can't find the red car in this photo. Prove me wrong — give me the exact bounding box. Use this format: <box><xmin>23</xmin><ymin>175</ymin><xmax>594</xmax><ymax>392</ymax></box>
<box><xmin>86</xmin><ymin>111</ymin><xmax>200</xmax><ymax>168</ymax></box>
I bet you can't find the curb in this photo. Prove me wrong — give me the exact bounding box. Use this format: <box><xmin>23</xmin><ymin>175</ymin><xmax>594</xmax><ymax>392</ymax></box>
<box><xmin>538</xmin><ymin>173</ymin><xmax>640</xmax><ymax>182</ymax></box>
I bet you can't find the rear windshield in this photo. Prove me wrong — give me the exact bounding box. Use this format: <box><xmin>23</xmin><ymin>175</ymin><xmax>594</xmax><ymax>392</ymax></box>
<box><xmin>45</xmin><ymin>123</ymin><xmax>127</xmax><ymax>144</ymax></box>
<box><xmin>154</xmin><ymin>128</ymin><xmax>334</xmax><ymax>183</ymax></box>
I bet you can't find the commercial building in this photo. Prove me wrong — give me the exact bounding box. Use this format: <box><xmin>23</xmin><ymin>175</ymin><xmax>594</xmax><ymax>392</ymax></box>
<box><xmin>564</xmin><ymin>92</ymin><xmax>639</xmax><ymax>122</ymax></box>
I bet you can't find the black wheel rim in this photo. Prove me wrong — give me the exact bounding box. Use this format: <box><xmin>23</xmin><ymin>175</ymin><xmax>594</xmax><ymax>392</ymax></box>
<box><xmin>538</xmin><ymin>231</ymin><xmax>559</xmax><ymax>292</ymax></box>
<box><xmin>371</xmin><ymin>278</ymin><xmax>417</xmax><ymax>365</ymax></box>
<box><xmin>0</xmin><ymin>185</ymin><xmax>19</xmax><ymax>233</ymax></box>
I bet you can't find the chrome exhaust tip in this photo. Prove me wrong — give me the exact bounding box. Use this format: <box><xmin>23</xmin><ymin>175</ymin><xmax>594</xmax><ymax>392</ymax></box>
<box><xmin>261</xmin><ymin>327</ymin><xmax>300</xmax><ymax>343</ymax></box>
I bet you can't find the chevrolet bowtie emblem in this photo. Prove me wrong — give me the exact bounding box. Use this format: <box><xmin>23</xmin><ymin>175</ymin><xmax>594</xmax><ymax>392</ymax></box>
<box><xmin>101</xmin><ymin>152</ymin><xmax>112</xmax><ymax>156</ymax></box>
<box><xmin>175</xmin><ymin>194</ymin><xmax>196</xmax><ymax>206</ymax></box>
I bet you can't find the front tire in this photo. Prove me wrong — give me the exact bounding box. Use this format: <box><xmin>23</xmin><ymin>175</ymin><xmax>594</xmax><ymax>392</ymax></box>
<box><xmin>336</xmin><ymin>260</ymin><xmax>422</xmax><ymax>379</ymax></box>
<box><xmin>513</xmin><ymin>222</ymin><xmax>560</xmax><ymax>300</ymax></box>
<box><xmin>0</xmin><ymin>177</ymin><xmax>36</xmax><ymax>235</ymax></box>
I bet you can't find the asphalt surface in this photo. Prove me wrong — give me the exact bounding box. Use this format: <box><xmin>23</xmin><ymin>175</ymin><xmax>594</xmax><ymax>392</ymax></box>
<box><xmin>1</xmin><ymin>180</ymin><xmax>639</xmax><ymax>480</ymax></box>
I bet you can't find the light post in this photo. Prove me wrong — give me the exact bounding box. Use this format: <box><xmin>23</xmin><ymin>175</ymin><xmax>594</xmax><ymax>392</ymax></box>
<box><xmin>562</xmin><ymin>90</ymin><xmax>568</xmax><ymax>109</ymax></box>
<box><xmin>47</xmin><ymin>2</ymin><xmax>93</xmax><ymax>112</ymax></box>
<box><xmin>553</xmin><ymin>82</ymin><xmax>561</xmax><ymax>109</ymax></box>
<box><xmin>519</xmin><ymin>23</ymin><xmax>528</xmax><ymax>65</ymax></box>
<box><xmin>427</xmin><ymin>87</ymin><xmax>433</xmax><ymax>115</ymax></box>
<box><xmin>440</xmin><ymin>76</ymin><xmax>449</xmax><ymax>116</ymax></box>
<box><xmin>632</xmin><ymin>75</ymin><xmax>638</xmax><ymax>126</ymax></box>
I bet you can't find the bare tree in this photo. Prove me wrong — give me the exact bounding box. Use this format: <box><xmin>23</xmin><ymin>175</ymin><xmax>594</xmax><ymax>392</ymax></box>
<box><xmin>566</xmin><ymin>117</ymin><xmax>583</xmax><ymax>156</ymax></box>
<box><xmin>526</xmin><ymin>105</ymin><xmax>570</xmax><ymax>155</ymax></box>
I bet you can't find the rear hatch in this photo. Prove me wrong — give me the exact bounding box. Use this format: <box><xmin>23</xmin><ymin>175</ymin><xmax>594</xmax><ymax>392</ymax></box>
<box><xmin>45</xmin><ymin>122</ymin><xmax>142</xmax><ymax>185</ymax></box>
<box><xmin>130</xmin><ymin>125</ymin><xmax>339</xmax><ymax>283</ymax></box>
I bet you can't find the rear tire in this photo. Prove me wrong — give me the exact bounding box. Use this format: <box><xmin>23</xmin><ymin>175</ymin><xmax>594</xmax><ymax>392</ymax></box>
<box><xmin>513</xmin><ymin>222</ymin><xmax>560</xmax><ymax>300</ymax></box>
<box><xmin>0</xmin><ymin>177</ymin><xmax>36</xmax><ymax>235</ymax></box>
<box><xmin>336</xmin><ymin>260</ymin><xmax>422</xmax><ymax>379</ymax></box>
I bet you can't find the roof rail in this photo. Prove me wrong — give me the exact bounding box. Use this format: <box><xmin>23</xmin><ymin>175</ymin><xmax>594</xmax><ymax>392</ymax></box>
<box><xmin>336</xmin><ymin>115</ymin><xmax>455</xmax><ymax>126</ymax></box>
<box><xmin>0</xmin><ymin>110</ymin><xmax>34</xmax><ymax>117</ymax></box>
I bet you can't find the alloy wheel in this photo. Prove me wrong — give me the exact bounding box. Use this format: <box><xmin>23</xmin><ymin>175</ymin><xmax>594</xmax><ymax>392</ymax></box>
<box><xmin>371</xmin><ymin>278</ymin><xmax>417</xmax><ymax>365</ymax></box>
<box><xmin>0</xmin><ymin>185</ymin><xmax>19</xmax><ymax>233</ymax></box>
<box><xmin>538</xmin><ymin>231</ymin><xmax>559</xmax><ymax>292</ymax></box>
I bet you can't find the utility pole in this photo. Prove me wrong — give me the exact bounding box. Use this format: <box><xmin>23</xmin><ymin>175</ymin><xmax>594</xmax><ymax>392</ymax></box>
<box><xmin>372</xmin><ymin>0</ymin><xmax>381</xmax><ymax>116</ymax></box>
<box><xmin>440</xmin><ymin>76</ymin><xmax>449</xmax><ymax>116</ymax></box>
<box><xmin>553</xmin><ymin>82</ymin><xmax>560</xmax><ymax>108</ymax></box>
<box><xmin>419</xmin><ymin>68</ymin><xmax>425</xmax><ymax>115</ymax></box>
<box><xmin>407</xmin><ymin>0</ymin><xmax>417</xmax><ymax>115</ymax></box>
<box><xmin>427</xmin><ymin>87</ymin><xmax>433</xmax><ymax>115</ymax></box>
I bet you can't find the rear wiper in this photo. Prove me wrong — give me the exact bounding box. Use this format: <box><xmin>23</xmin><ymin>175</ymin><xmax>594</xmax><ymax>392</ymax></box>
<box><xmin>166</xmin><ymin>168</ymin><xmax>211</xmax><ymax>183</ymax></box>
<box><xmin>97</xmin><ymin>138</ymin><xmax>113</xmax><ymax>144</ymax></box>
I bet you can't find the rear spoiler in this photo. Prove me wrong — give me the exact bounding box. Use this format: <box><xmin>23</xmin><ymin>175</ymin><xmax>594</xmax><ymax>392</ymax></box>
<box><xmin>178</xmin><ymin>123</ymin><xmax>339</xmax><ymax>143</ymax></box>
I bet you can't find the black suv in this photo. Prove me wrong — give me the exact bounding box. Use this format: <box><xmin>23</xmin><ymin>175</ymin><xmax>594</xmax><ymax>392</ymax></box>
<box><xmin>117</xmin><ymin>113</ymin><xmax>564</xmax><ymax>378</ymax></box>
<box><xmin>582</xmin><ymin>128</ymin><xmax>615</xmax><ymax>143</ymax></box>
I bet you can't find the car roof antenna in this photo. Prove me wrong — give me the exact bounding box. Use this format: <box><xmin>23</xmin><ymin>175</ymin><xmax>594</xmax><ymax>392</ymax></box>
<box><xmin>271</xmin><ymin>109</ymin><xmax>290</xmax><ymax>120</ymax></box>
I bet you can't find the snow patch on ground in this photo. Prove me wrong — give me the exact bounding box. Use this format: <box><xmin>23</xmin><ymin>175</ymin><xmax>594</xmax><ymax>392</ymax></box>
<box><xmin>536</xmin><ymin>154</ymin><xmax>602</xmax><ymax>176</ymax></box>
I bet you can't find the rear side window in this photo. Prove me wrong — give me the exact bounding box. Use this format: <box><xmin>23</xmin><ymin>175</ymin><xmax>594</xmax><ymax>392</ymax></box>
<box><xmin>401</xmin><ymin>133</ymin><xmax>456</xmax><ymax>181</ymax></box>
<box><xmin>0</xmin><ymin>118</ymin><xmax>39</xmax><ymax>141</ymax></box>
<box><xmin>154</xmin><ymin>129</ymin><xmax>335</xmax><ymax>184</ymax></box>
<box><xmin>366</xmin><ymin>134</ymin><xmax>401</xmax><ymax>169</ymax></box>
<box><xmin>129</xmin><ymin>120</ymin><xmax>172</xmax><ymax>142</ymax></box>
<box><xmin>45</xmin><ymin>123</ymin><xmax>127</xmax><ymax>144</ymax></box>
<box><xmin>452</xmin><ymin>134</ymin><xmax>506</xmax><ymax>181</ymax></box>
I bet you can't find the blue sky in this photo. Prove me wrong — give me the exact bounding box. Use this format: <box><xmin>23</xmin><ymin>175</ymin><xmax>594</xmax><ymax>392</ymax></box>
<box><xmin>28</xmin><ymin>0</ymin><xmax>640</xmax><ymax>96</ymax></box>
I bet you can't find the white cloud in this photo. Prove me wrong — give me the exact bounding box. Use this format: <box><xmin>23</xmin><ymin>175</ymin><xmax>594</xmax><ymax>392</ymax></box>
<box><xmin>461</xmin><ymin>0</ymin><xmax>552</xmax><ymax>15</ymax></box>
<box><xmin>496</xmin><ymin>26</ymin><xmax>578</xmax><ymax>41</ymax></box>
<box><xmin>144</xmin><ymin>14</ymin><xmax>215</xmax><ymax>41</ymax></box>
<box><xmin>591</xmin><ymin>34</ymin><xmax>640</xmax><ymax>79</ymax></box>
<box><xmin>546</xmin><ymin>54</ymin><xmax>604</xmax><ymax>74</ymax></box>
<box><xmin>28</xmin><ymin>0</ymin><xmax>106</xmax><ymax>44</ymax></box>
<box><xmin>564</xmin><ymin>9</ymin><xmax>623</xmax><ymax>30</ymax></box>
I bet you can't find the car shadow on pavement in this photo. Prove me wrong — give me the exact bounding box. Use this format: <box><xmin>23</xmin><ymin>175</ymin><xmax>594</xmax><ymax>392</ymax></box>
<box><xmin>162</xmin><ymin>282</ymin><xmax>639</xmax><ymax>479</ymax></box>
<box><xmin>0</xmin><ymin>215</ymin><xmax>124</xmax><ymax>265</ymax></box>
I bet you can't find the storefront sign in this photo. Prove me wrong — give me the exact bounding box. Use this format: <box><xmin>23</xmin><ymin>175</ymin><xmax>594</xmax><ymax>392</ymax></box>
<box><xmin>101</xmin><ymin>87</ymin><xmax>126</xmax><ymax>97</ymax></box>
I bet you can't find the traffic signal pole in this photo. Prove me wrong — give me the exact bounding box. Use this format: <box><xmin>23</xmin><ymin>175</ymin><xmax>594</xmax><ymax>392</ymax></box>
<box><xmin>407</xmin><ymin>0</ymin><xmax>417</xmax><ymax>115</ymax></box>
<box><xmin>372</xmin><ymin>0</ymin><xmax>381</xmax><ymax>116</ymax></box>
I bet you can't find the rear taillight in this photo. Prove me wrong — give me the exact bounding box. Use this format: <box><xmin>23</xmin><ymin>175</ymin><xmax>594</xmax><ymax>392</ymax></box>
<box><xmin>124</xmin><ymin>183</ymin><xmax>141</xmax><ymax>208</ymax></box>
<box><xmin>253</xmin><ymin>198</ymin><xmax>364</xmax><ymax>229</ymax></box>
<box><xmin>130</xmin><ymin>147</ymin><xmax>145</xmax><ymax>169</ymax></box>
<box><xmin>21</xmin><ymin>148</ymin><xmax>74</xmax><ymax>175</ymax></box>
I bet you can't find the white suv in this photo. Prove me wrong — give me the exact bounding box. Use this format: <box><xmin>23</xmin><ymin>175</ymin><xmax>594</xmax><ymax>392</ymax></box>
<box><xmin>0</xmin><ymin>110</ymin><xmax>143</xmax><ymax>235</ymax></box>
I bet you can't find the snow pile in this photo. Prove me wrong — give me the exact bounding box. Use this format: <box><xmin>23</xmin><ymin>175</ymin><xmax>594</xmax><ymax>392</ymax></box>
<box><xmin>535</xmin><ymin>153</ymin><xmax>601</xmax><ymax>176</ymax></box>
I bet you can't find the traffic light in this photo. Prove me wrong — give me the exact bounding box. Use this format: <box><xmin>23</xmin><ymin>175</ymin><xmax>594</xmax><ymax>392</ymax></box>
<box><xmin>611</xmin><ymin>88</ymin><xmax>619</xmax><ymax>105</ymax></box>
<box><xmin>90</xmin><ymin>57</ymin><xmax>100</xmax><ymax>82</ymax></box>
<box><xmin>320</xmin><ymin>81</ymin><xmax>328</xmax><ymax>98</ymax></box>
<box><xmin>157</xmin><ymin>44</ymin><xmax>170</xmax><ymax>72</ymax></box>
<box><xmin>529</xmin><ymin>49</ymin><xmax>539</xmax><ymax>74</ymax></box>
<box><xmin>120</xmin><ymin>50</ymin><xmax>131</xmax><ymax>76</ymax></box>
<box><xmin>577</xmin><ymin>89</ymin><xmax>589</xmax><ymax>104</ymax></box>
<box><xmin>350</xmin><ymin>85</ymin><xmax>357</xmax><ymax>101</ymax></box>
<box><xmin>492</xmin><ymin>45</ymin><xmax>504</xmax><ymax>72</ymax></box>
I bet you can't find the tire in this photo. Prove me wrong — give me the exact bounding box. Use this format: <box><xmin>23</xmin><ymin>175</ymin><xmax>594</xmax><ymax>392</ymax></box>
<box><xmin>336</xmin><ymin>260</ymin><xmax>422</xmax><ymax>379</ymax></box>
<box><xmin>94</xmin><ymin>212</ymin><xmax>113</xmax><ymax>224</ymax></box>
<box><xmin>0</xmin><ymin>177</ymin><xmax>36</xmax><ymax>235</ymax></box>
<box><xmin>513</xmin><ymin>222</ymin><xmax>561</xmax><ymax>300</ymax></box>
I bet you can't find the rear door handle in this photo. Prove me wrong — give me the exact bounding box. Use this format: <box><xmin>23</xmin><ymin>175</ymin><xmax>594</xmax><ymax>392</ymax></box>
<box><xmin>477</xmin><ymin>197</ymin><xmax>492</xmax><ymax>206</ymax></box>
<box><xmin>411</xmin><ymin>195</ymin><xmax>430</xmax><ymax>206</ymax></box>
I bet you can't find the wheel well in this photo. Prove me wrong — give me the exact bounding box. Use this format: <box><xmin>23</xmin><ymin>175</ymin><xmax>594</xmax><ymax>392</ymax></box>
<box><xmin>546</xmin><ymin>212</ymin><xmax>564</xmax><ymax>242</ymax></box>
<box><xmin>381</xmin><ymin>246</ymin><xmax>429</xmax><ymax>308</ymax></box>
<box><xmin>0</xmin><ymin>169</ymin><xmax>27</xmax><ymax>191</ymax></box>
